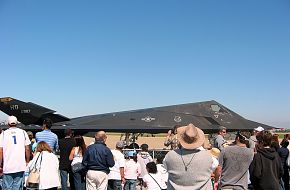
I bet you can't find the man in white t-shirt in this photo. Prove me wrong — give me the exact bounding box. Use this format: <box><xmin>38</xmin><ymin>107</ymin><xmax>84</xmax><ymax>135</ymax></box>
<box><xmin>108</xmin><ymin>141</ymin><xmax>125</xmax><ymax>190</ymax></box>
<box><xmin>0</xmin><ymin>116</ymin><xmax>31</xmax><ymax>189</ymax></box>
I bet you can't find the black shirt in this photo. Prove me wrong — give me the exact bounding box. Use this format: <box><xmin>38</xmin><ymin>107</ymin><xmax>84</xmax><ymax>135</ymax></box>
<box><xmin>59</xmin><ymin>137</ymin><xmax>76</xmax><ymax>170</ymax></box>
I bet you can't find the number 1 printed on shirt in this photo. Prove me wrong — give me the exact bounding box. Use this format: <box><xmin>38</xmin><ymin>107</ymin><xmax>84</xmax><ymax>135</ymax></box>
<box><xmin>12</xmin><ymin>135</ymin><xmax>17</xmax><ymax>144</ymax></box>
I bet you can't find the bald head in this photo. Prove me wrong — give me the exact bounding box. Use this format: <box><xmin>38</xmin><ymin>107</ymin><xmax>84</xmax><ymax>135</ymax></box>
<box><xmin>95</xmin><ymin>131</ymin><xmax>107</xmax><ymax>142</ymax></box>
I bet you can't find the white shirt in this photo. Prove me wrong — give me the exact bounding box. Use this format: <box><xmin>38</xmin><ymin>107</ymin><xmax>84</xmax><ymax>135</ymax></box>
<box><xmin>27</xmin><ymin>151</ymin><xmax>61</xmax><ymax>189</ymax></box>
<box><xmin>156</xmin><ymin>164</ymin><xmax>168</xmax><ymax>184</ymax></box>
<box><xmin>137</xmin><ymin>152</ymin><xmax>153</xmax><ymax>178</ymax></box>
<box><xmin>0</xmin><ymin>127</ymin><xmax>31</xmax><ymax>173</ymax></box>
<box><xmin>143</xmin><ymin>173</ymin><xmax>167</xmax><ymax>190</ymax></box>
<box><xmin>108</xmin><ymin>149</ymin><xmax>125</xmax><ymax>180</ymax></box>
<box><xmin>211</xmin><ymin>157</ymin><xmax>219</xmax><ymax>172</ymax></box>
<box><xmin>71</xmin><ymin>147</ymin><xmax>83</xmax><ymax>166</ymax></box>
<box><xmin>124</xmin><ymin>159</ymin><xmax>141</xmax><ymax>179</ymax></box>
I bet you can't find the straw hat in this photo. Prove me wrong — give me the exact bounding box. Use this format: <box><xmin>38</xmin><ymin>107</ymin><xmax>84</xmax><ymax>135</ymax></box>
<box><xmin>177</xmin><ymin>123</ymin><xmax>205</xmax><ymax>149</ymax></box>
<box><xmin>209</xmin><ymin>148</ymin><xmax>220</xmax><ymax>159</ymax></box>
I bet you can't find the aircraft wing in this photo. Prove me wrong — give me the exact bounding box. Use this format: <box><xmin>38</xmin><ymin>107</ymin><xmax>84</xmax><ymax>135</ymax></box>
<box><xmin>0</xmin><ymin>97</ymin><xmax>275</xmax><ymax>137</ymax></box>
<box><xmin>0</xmin><ymin>97</ymin><xmax>70</xmax><ymax>125</ymax></box>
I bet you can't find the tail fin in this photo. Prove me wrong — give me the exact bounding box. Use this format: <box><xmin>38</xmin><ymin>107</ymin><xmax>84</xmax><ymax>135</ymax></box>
<box><xmin>0</xmin><ymin>97</ymin><xmax>70</xmax><ymax>125</ymax></box>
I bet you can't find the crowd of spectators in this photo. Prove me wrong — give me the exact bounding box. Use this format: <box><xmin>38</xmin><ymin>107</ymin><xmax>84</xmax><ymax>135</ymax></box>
<box><xmin>0</xmin><ymin>115</ymin><xmax>289</xmax><ymax>190</ymax></box>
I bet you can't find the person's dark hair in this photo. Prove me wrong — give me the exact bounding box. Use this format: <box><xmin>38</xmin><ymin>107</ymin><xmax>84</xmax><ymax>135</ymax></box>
<box><xmin>272</xmin><ymin>134</ymin><xmax>279</xmax><ymax>143</ymax></box>
<box><xmin>256</xmin><ymin>131</ymin><xmax>264</xmax><ymax>143</ymax></box>
<box><xmin>128</xmin><ymin>143</ymin><xmax>139</xmax><ymax>149</ymax></box>
<box><xmin>236</xmin><ymin>131</ymin><xmax>251</xmax><ymax>147</ymax></box>
<box><xmin>255</xmin><ymin>131</ymin><xmax>265</xmax><ymax>150</ymax></box>
<box><xmin>146</xmin><ymin>162</ymin><xmax>157</xmax><ymax>174</ymax></box>
<box><xmin>43</xmin><ymin>118</ymin><xmax>53</xmax><ymax>129</ymax></box>
<box><xmin>271</xmin><ymin>134</ymin><xmax>280</xmax><ymax>151</ymax></box>
<box><xmin>75</xmin><ymin>135</ymin><xmax>86</xmax><ymax>156</ymax></box>
<box><xmin>141</xmin><ymin>144</ymin><xmax>149</xmax><ymax>151</ymax></box>
<box><xmin>156</xmin><ymin>156</ymin><xmax>164</xmax><ymax>164</ymax></box>
<box><xmin>262</xmin><ymin>131</ymin><xmax>272</xmax><ymax>147</ymax></box>
<box><xmin>280</xmin><ymin>138</ymin><xmax>289</xmax><ymax>148</ymax></box>
<box><xmin>172</xmin><ymin>125</ymin><xmax>181</xmax><ymax>134</ymax></box>
<box><xmin>64</xmin><ymin>128</ymin><xmax>74</xmax><ymax>137</ymax></box>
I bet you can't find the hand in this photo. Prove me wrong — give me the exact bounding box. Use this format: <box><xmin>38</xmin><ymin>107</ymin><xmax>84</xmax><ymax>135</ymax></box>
<box><xmin>214</xmin><ymin>182</ymin><xmax>219</xmax><ymax>190</ymax></box>
<box><xmin>167</xmin><ymin>130</ymin><xmax>172</xmax><ymax>136</ymax></box>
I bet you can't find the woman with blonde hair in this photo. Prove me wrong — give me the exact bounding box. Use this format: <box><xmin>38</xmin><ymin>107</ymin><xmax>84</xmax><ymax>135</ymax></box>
<box><xmin>69</xmin><ymin>135</ymin><xmax>87</xmax><ymax>190</ymax></box>
<box><xmin>27</xmin><ymin>141</ymin><xmax>60</xmax><ymax>190</ymax></box>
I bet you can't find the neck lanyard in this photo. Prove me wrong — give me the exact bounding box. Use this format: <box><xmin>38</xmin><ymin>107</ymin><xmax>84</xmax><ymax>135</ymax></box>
<box><xmin>180</xmin><ymin>149</ymin><xmax>196</xmax><ymax>171</ymax></box>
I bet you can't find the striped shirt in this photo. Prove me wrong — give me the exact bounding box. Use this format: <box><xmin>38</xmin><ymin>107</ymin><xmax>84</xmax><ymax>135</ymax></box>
<box><xmin>35</xmin><ymin>130</ymin><xmax>58</xmax><ymax>151</ymax></box>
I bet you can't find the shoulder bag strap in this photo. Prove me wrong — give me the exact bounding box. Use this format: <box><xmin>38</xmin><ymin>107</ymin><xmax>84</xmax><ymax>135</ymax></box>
<box><xmin>38</xmin><ymin>152</ymin><xmax>43</xmax><ymax>171</ymax></box>
<box><xmin>148</xmin><ymin>173</ymin><xmax>163</xmax><ymax>190</ymax></box>
<box><xmin>74</xmin><ymin>147</ymin><xmax>79</xmax><ymax>155</ymax></box>
<box><xmin>31</xmin><ymin>152</ymin><xmax>41</xmax><ymax>170</ymax></box>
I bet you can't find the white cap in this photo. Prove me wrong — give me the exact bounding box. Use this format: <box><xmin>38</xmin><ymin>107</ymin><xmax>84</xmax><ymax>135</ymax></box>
<box><xmin>8</xmin><ymin>116</ymin><xmax>18</xmax><ymax>126</ymax></box>
<box><xmin>254</xmin><ymin>126</ymin><xmax>264</xmax><ymax>132</ymax></box>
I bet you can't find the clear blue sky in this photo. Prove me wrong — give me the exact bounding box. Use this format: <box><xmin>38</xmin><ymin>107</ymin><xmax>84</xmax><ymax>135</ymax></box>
<box><xmin>1</xmin><ymin>1</ymin><xmax>290</xmax><ymax>128</ymax></box>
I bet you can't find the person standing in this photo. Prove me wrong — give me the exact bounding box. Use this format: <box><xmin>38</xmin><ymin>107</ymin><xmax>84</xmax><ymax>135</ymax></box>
<box><xmin>143</xmin><ymin>162</ymin><xmax>167</xmax><ymax>190</ymax></box>
<box><xmin>35</xmin><ymin>118</ymin><xmax>58</xmax><ymax>151</ymax></box>
<box><xmin>69</xmin><ymin>135</ymin><xmax>86</xmax><ymax>190</ymax></box>
<box><xmin>278</xmin><ymin>139</ymin><xmax>289</xmax><ymax>190</ymax></box>
<box><xmin>0</xmin><ymin>116</ymin><xmax>31</xmax><ymax>189</ymax></box>
<box><xmin>215</xmin><ymin>131</ymin><xmax>254</xmax><ymax>190</ymax></box>
<box><xmin>124</xmin><ymin>151</ymin><xmax>141</xmax><ymax>190</ymax></box>
<box><xmin>137</xmin><ymin>143</ymin><xmax>153</xmax><ymax>186</ymax></box>
<box><xmin>27</xmin><ymin>141</ymin><xmax>61</xmax><ymax>189</ymax></box>
<box><xmin>163</xmin><ymin>123</ymin><xmax>213</xmax><ymax>190</ymax></box>
<box><xmin>82</xmin><ymin>131</ymin><xmax>115</xmax><ymax>190</ymax></box>
<box><xmin>58</xmin><ymin>128</ymin><xmax>76</xmax><ymax>190</ymax></box>
<box><xmin>26</xmin><ymin>131</ymin><xmax>36</xmax><ymax>160</ymax></box>
<box><xmin>164</xmin><ymin>125</ymin><xmax>181</xmax><ymax>150</ymax></box>
<box><xmin>213</xmin><ymin>126</ymin><xmax>227</xmax><ymax>151</ymax></box>
<box><xmin>249</xmin><ymin>127</ymin><xmax>264</xmax><ymax>151</ymax></box>
<box><xmin>249</xmin><ymin>131</ymin><xmax>284</xmax><ymax>190</ymax></box>
<box><xmin>108</xmin><ymin>141</ymin><xmax>126</xmax><ymax>190</ymax></box>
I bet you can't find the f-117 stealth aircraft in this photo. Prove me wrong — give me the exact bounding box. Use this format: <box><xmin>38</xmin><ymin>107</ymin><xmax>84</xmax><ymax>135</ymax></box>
<box><xmin>0</xmin><ymin>97</ymin><xmax>273</xmax><ymax>137</ymax></box>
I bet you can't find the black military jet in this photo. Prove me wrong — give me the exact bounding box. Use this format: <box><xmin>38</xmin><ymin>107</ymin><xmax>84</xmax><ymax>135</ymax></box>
<box><xmin>0</xmin><ymin>97</ymin><xmax>274</xmax><ymax>137</ymax></box>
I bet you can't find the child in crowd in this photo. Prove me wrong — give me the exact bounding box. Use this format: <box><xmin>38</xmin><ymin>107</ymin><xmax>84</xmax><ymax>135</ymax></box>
<box><xmin>124</xmin><ymin>151</ymin><xmax>141</xmax><ymax>190</ymax></box>
<box><xmin>143</xmin><ymin>162</ymin><xmax>167</xmax><ymax>190</ymax></box>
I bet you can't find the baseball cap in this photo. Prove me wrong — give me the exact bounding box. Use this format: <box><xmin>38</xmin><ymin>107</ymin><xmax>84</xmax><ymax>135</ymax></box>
<box><xmin>254</xmin><ymin>126</ymin><xmax>264</xmax><ymax>132</ymax></box>
<box><xmin>128</xmin><ymin>151</ymin><xmax>136</xmax><ymax>157</ymax></box>
<box><xmin>116</xmin><ymin>141</ymin><xmax>124</xmax><ymax>148</ymax></box>
<box><xmin>8</xmin><ymin>116</ymin><xmax>18</xmax><ymax>126</ymax></box>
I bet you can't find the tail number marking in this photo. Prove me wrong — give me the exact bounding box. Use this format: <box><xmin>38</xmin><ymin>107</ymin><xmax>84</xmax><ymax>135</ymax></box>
<box><xmin>10</xmin><ymin>105</ymin><xmax>19</xmax><ymax>110</ymax></box>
